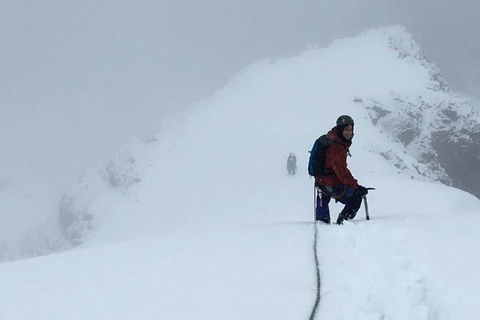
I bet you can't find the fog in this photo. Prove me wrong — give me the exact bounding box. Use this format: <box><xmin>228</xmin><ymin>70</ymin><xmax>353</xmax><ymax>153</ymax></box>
<box><xmin>1</xmin><ymin>0</ymin><xmax>479</xmax><ymax>229</ymax></box>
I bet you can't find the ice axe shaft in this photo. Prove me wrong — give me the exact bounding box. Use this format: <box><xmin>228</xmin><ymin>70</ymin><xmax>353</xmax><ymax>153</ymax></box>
<box><xmin>363</xmin><ymin>195</ymin><xmax>370</xmax><ymax>220</ymax></box>
<box><xmin>363</xmin><ymin>187</ymin><xmax>375</xmax><ymax>220</ymax></box>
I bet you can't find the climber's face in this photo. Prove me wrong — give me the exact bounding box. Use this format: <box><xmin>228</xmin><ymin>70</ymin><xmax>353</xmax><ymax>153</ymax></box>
<box><xmin>343</xmin><ymin>125</ymin><xmax>353</xmax><ymax>141</ymax></box>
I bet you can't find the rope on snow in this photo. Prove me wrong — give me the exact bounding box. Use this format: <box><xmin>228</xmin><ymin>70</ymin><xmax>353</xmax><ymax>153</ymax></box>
<box><xmin>308</xmin><ymin>220</ymin><xmax>321</xmax><ymax>320</ymax></box>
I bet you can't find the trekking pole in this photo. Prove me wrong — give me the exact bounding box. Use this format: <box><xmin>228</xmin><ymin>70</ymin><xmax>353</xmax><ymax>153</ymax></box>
<box><xmin>363</xmin><ymin>187</ymin><xmax>375</xmax><ymax>221</ymax></box>
<box><xmin>313</xmin><ymin>182</ymin><xmax>317</xmax><ymax>221</ymax></box>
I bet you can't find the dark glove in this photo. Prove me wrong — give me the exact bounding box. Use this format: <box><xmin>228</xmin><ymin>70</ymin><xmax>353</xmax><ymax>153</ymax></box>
<box><xmin>356</xmin><ymin>185</ymin><xmax>368</xmax><ymax>197</ymax></box>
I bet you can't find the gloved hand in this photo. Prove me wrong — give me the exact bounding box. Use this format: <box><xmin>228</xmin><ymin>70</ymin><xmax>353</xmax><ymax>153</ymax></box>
<box><xmin>356</xmin><ymin>185</ymin><xmax>368</xmax><ymax>197</ymax></box>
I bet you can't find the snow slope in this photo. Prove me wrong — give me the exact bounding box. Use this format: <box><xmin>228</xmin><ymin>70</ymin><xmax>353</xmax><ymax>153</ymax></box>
<box><xmin>1</xmin><ymin>177</ymin><xmax>479</xmax><ymax>319</ymax></box>
<box><xmin>1</xmin><ymin>26</ymin><xmax>480</xmax><ymax>319</ymax></box>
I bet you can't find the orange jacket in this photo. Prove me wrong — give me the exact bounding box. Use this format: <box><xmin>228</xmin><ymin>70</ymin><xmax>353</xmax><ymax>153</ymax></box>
<box><xmin>314</xmin><ymin>127</ymin><xmax>359</xmax><ymax>189</ymax></box>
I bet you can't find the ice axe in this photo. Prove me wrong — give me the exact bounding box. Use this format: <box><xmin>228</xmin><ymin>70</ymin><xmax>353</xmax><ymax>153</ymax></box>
<box><xmin>363</xmin><ymin>187</ymin><xmax>375</xmax><ymax>220</ymax></box>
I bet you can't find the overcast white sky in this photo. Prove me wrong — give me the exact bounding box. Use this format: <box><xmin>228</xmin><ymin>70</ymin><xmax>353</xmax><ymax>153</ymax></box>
<box><xmin>0</xmin><ymin>0</ymin><xmax>479</xmax><ymax>204</ymax></box>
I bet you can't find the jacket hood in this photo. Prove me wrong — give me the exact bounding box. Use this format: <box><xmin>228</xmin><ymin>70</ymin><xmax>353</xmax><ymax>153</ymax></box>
<box><xmin>327</xmin><ymin>127</ymin><xmax>352</xmax><ymax>146</ymax></box>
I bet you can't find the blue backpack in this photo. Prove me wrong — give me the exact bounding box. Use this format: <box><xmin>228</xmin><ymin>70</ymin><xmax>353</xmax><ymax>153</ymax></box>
<box><xmin>308</xmin><ymin>135</ymin><xmax>333</xmax><ymax>176</ymax></box>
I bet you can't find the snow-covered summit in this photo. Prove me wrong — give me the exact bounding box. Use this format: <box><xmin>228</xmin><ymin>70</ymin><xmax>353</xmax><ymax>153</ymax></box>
<box><xmin>349</xmin><ymin>27</ymin><xmax>480</xmax><ymax>194</ymax></box>
<box><xmin>377</xmin><ymin>25</ymin><xmax>448</xmax><ymax>92</ymax></box>
<box><xmin>2</xmin><ymin>25</ymin><xmax>479</xmax><ymax>261</ymax></box>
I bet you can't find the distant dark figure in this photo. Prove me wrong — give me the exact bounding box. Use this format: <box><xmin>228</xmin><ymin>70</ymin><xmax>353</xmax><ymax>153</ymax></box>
<box><xmin>287</xmin><ymin>152</ymin><xmax>297</xmax><ymax>175</ymax></box>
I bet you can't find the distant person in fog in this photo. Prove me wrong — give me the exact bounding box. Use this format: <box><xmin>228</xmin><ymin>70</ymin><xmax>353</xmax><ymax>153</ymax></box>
<box><xmin>287</xmin><ymin>152</ymin><xmax>297</xmax><ymax>175</ymax></box>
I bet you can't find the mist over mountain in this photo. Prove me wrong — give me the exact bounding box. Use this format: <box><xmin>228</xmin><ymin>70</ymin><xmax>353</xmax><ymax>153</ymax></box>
<box><xmin>1</xmin><ymin>3</ymin><xmax>480</xmax><ymax>313</ymax></box>
<box><xmin>2</xmin><ymin>25</ymin><xmax>479</xmax><ymax>262</ymax></box>
<box><xmin>3</xmin><ymin>22</ymin><xmax>480</xmax><ymax>318</ymax></box>
<box><xmin>1</xmin><ymin>0</ymin><xmax>479</xmax><ymax>196</ymax></box>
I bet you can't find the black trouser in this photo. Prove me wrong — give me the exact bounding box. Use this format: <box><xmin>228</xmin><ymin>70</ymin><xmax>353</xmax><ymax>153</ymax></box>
<box><xmin>317</xmin><ymin>184</ymin><xmax>363</xmax><ymax>220</ymax></box>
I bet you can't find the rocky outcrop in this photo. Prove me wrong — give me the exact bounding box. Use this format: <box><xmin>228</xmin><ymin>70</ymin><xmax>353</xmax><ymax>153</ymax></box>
<box><xmin>358</xmin><ymin>94</ymin><xmax>480</xmax><ymax>199</ymax></box>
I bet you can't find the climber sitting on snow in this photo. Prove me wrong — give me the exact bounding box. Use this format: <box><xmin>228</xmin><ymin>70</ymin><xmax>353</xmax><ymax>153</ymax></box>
<box><xmin>311</xmin><ymin>115</ymin><xmax>368</xmax><ymax>224</ymax></box>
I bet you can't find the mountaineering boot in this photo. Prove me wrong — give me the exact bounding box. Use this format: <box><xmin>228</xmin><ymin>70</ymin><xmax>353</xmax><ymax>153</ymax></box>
<box><xmin>317</xmin><ymin>216</ymin><xmax>330</xmax><ymax>224</ymax></box>
<box><xmin>336</xmin><ymin>213</ymin><xmax>345</xmax><ymax>225</ymax></box>
<box><xmin>336</xmin><ymin>207</ymin><xmax>355</xmax><ymax>225</ymax></box>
